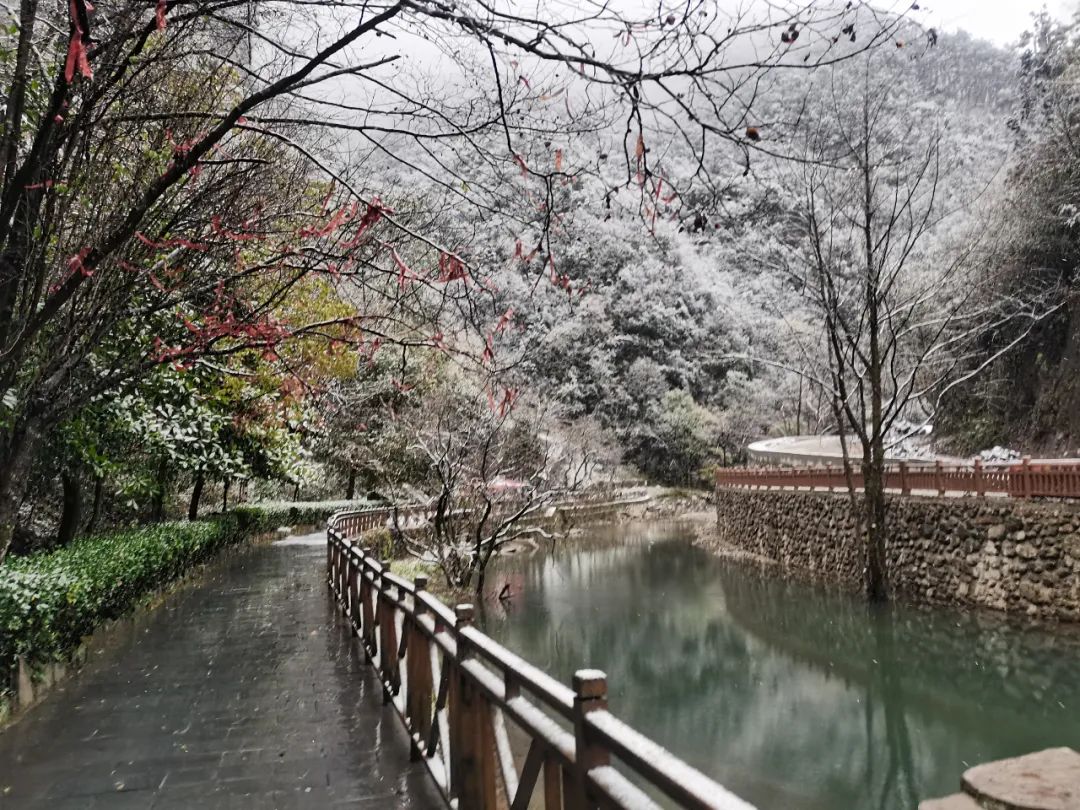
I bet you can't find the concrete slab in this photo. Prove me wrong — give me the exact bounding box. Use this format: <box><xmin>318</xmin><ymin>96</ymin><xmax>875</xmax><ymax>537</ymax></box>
<box><xmin>962</xmin><ymin>747</ymin><xmax>1080</xmax><ymax>810</ymax></box>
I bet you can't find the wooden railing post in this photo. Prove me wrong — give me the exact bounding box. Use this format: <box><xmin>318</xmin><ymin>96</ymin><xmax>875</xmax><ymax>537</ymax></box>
<box><xmin>567</xmin><ymin>669</ymin><xmax>610</xmax><ymax>810</ymax></box>
<box><xmin>935</xmin><ymin>460</ymin><xmax>945</xmax><ymax>496</ymax></box>
<box><xmin>899</xmin><ymin>461</ymin><xmax>910</xmax><ymax>496</ymax></box>
<box><xmin>378</xmin><ymin>562</ymin><xmax>400</xmax><ymax>699</ymax></box>
<box><xmin>974</xmin><ymin>458</ymin><xmax>985</xmax><ymax>497</ymax></box>
<box><xmin>360</xmin><ymin>559</ymin><xmax>376</xmax><ymax>659</ymax></box>
<box><xmin>346</xmin><ymin>549</ymin><xmax>360</xmax><ymax>629</ymax></box>
<box><xmin>337</xmin><ymin>541</ymin><xmax>347</xmax><ymax>597</ymax></box>
<box><xmin>1021</xmin><ymin>456</ymin><xmax>1032</xmax><ymax>499</ymax></box>
<box><xmin>338</xmin><ymin>542</ymin><xmax>350</xmax><ymax>611</ymax></box>
<box><xmin>449</xmin><ymin>604</ymin><xmax>497</xmax><ymax>809</ymax></box>
<box><xmin>825</xmin><ymin>463</ymin><xmax>833</xmax><ymax>492</ymax></box>
<box><xmin>339</xmin><ymin>548</ymin><xmax>352</xmax><ymax>626</ymax></box>
<box><xmin>448</xmin><ymin>604</ymin><xmax>468</xmax><ymax>802</ymax></box>
<box><xmin>330</xmin><ymin>539</ymin><xmax>340</xmax><ymax>595</ymax></box>
<box><xmin>406</xmin><ymin>576</ymin><xmax>433</xmax><ymax>759</ymax></box>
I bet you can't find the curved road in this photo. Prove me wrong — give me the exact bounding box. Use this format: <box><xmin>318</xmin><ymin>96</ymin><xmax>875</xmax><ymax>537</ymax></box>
<box><xmin>746</xmin><ymin>436</ymin><xmax>966</xmax><ymax>466</ymax></box>
<box><xmin>0</xmin><ymin>532</ymin><xmax>441</xmax><ymax>809</ymax></box>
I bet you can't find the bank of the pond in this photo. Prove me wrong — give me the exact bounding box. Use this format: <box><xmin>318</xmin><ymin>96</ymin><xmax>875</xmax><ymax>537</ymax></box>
<box><xmin>708</xmin><ymin>488</ymin><xmax>1080</xmax><ymax>621</ymax></box>
<box><xmin>0</xmin><ymin>500</ymin><xmax>368</xmax><ymax>723</ymax></box>
<box><xmin>478</xmin><ymin>522</ymin><xmax>1080</xmax><ymax>810</ymax></box>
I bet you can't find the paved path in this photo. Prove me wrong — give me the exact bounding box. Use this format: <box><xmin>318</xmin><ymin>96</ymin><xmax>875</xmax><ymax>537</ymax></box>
<box><xmin>746</xmin><ymin>435</ymin><xmax>976</xmax><ymax>465</ymax></box>
<box><xmin>0</xmin><ymin>533</ymin><xmax>441</xmax><ymax>809</ymax></box>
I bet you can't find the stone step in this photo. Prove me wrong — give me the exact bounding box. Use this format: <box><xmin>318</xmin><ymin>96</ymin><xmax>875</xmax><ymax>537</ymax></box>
<box><xmin>961</xmin><ymin>747</ymin><xmax>1080</xmax><ymax>810</ymax></box>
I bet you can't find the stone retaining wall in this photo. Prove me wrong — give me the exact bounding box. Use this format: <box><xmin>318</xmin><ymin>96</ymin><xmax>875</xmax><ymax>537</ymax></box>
<box><xmin>710</xmin><ymin>489</ymin><xmax>1080</xmax><ymax>621</ymax></box>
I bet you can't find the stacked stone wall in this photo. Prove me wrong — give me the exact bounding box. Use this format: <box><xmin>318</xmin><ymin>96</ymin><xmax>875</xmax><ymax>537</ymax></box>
<box><xmin>710</xmin><ymin>489</ymin><xmax>1080</xmax><ymax>620</ymax></box>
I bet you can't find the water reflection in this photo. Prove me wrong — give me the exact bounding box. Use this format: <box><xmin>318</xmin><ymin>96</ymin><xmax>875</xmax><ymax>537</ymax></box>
<box><xmin>479</xmin><ymin>524</ymin><xmax>1080</xmax><ymax>810</ymax></box>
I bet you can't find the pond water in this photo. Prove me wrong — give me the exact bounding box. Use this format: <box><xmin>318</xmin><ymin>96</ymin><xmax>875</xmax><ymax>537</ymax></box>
<box><xmin>478</xmin><ymin>522</ymin><xmax>1080</xmax><ymax>810</ymax></box>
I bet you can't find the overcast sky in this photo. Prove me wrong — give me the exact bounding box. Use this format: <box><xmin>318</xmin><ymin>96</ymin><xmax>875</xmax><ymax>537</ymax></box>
<box><xmin>931</xmin><ymin>0</ymin><xmax>1075</xmax><ymax>45</ymax></box>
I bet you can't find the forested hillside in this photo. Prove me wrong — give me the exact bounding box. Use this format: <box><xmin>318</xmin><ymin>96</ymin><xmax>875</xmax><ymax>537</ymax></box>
<box><xmin>450</xmin><ymin>30</ymin><xmax>1024</xmax><ymax>482</ymax></box>
<box><xmin>941</xmin><ymin>14</ymin><xmax>1080</xmax><ymax>456</ymax></box>
<box><xmin>4</xmin><ymin>0</ymin><xmax>1074</xmax><ymax>556</ymax></box>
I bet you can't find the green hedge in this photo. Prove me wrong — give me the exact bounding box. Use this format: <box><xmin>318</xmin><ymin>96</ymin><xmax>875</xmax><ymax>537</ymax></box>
<box><xmin>0</xmin><ymin>500</ymin><xmax>367</xmax><ymax>696</ymax></box>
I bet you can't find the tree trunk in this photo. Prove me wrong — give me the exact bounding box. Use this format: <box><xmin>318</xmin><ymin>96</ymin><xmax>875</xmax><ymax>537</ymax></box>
<box><xmin>0</xmin><ymin>419</ymin><xmax>42</xmax><ymax>563</ymax></box>
<box><xmin>345</xmin><ymin>467</ymin><xmax>356</xmax><ymax>500</ymax></box>
<box><xmin>188</xmin><ymin>471</ymin><xmax>205</xmax><ymax>521</ymax></box>
<box><xmin>222</xmin><ymin>478</ymin><xmax>230</xmax><ymax>512</ymax></box>
<box><xmin>86</xmin><ymin>475</ymin><xmax>104</xmax><ymax>536</ymax></box>
<box><xmin>863</xmin><ymin>443</ymin><xmax>889</xmax><ymax>602</ymax></box>
<box><xmin>475</xmin><ymin>565</ymin><xmax>486</xmax><ymax>596</ymax></box>
<box><xmin>151</xmin><ymin>458</ymin><xmax>168</xmax><ymax>523</ymax></box>
<box><xmin>292</xmin><ymin>481</ymin><xmax>300</xmax><ymax>500</ymax></box>
<box><xmin>57</xmin><ymin>469</ymin><xmax>83</xmax><ymax>547</ymax></box>
<box><xmin>0</xmin><ymin>485</ymin><xmax>19</xmax><ymax>564</ymax></box>
<box><xmin>860</xmin><ymin>98</ymin><xmax>888</xmax><ymax>604</ymax></box>
<box><xmin>796</xmin><ymin>376</ymin><xmax>803</xmax><ymax>435</ymax></box>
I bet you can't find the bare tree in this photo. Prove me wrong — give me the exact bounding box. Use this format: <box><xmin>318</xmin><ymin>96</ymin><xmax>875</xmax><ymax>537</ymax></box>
<box><xmin>777</xmin><ymin>58</ymin><xmax>1060</xmax><ymax>601</ymax></box>
<box><xmin>391</xmin><ymin>382</ymin><xmax>595</xmax><ymax>594</ymax></box>
<box><xmin>0</xmin><ymin>0</ymin><xmax>913</xmax><ymax>560</ymax></box>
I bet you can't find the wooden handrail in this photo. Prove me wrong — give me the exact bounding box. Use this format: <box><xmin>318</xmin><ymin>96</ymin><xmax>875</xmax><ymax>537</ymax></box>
<box><xmin>714</xmin><ymin>458</ymin><xmax>1080</xmax><ymax>500</ymax></box>
<box><xmin>327</xmin><ymin>508</ymin><xmax>755</xmax><ymax>810</ymax></box>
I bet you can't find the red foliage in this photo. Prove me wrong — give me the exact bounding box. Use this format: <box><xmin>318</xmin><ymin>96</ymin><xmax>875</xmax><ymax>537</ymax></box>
<box><xmin>548</xmin><ymin>254</ymin><xmax>572</xmax><ymax>296</ymax></box>
<box><xmin>299</xmin><ymin>201</ymin><xmax>359</xmax><ymax>239</ymax></box>
<box><xmin>341</xmin><ymin>199</ymin><xmax>389</xmax><ymax>248</ymax></box>
<box><xmin>496</xmin><ymin>387</ymin><xmax>519</xmax><ymax>416</ymax></box>
<box><xmin>212</xmin><ymin>215</ymin><xmax>263</xmax><ymax>242</ymax></box>
<box><xmin>66</xmin><ymin>246</ymin><xmax>93</xmax><ymax>278</ymax></box>
<box><xmin>437</xmin><ymin>252</ymin><xmax>467</xmax><ymax>282</ymax></box>
<box><xmin>378</xmin><ymin>242</ymin><xmax>416</xmax><ymax>289</ymax></box>
<box><xmin>64</xmin><ymin>0</ymin><xmax>92</xmax><ymax>82</ymax></box>
<box><xmin>494</xmin><ymin>307</ymin><xmax>514</xmax><ymax>334</ymax></box>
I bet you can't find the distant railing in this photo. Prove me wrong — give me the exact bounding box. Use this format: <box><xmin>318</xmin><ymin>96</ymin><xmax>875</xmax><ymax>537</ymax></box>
<box><xmin>327</xmin><ymin>507</ymin><xmax>754</xmax><ymax>810</ymax></box>
<box><xmin>715</xmin><ymin>457</ymin><xmax>1080</xmax><ymax>500</ymax></box>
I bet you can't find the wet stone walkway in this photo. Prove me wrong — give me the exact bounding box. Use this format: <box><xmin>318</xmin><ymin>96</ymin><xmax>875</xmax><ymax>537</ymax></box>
<box><xmin>0</xmin><ymin>533</ymin><xmax>441</xmax><ymax>809</ymax></box>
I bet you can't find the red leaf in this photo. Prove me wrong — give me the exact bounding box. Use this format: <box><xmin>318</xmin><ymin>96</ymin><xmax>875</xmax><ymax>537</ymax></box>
<box><xmin>438</xmin><ymin>251</ymin><xmax>468</xmax><ymax>282</ymax></box>
<box><xmin>495</xmin><ymin>307</ymin><xmax>514</xmax><ymax>334</ymax></box>
<box><xmin>67</xmin><ymin>246</ymin><xmax>93</xmax><ymax>278</ymax></box>
<box><xmin>64</xmin><ymin>0</ymin><xmax>92</xmax><ymax>82</ymax></box>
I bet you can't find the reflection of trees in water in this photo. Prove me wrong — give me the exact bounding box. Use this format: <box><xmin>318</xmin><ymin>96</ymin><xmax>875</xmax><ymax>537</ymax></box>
<box><xmin>480</xmin><ymin>532</ymin><xmax>1080</xmax><ymax>810</ymax></box>
<box><xmin>717</xmin><ymin>560</ymin><xmax>1080</xmax><ymax>728</ymax></box>
<box><xmin>867</xmin><ymin>606</ymin><xmax>918</xmax><ymax>810</ymax></box>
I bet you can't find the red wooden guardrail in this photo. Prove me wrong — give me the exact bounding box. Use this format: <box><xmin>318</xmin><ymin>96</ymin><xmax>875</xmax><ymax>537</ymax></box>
<box><xmin>714</xmin><ymin>457</ymin><xmax>1080</xmax><ymax>499</ymax></box>
<box><xmin>327</xmin><ymin>506</ymin><xmax>755</xmax><ymax>810</ymax></box>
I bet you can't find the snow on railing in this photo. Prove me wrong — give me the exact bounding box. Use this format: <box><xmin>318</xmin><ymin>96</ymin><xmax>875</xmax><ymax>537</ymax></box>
<box><xmin>327</xmin><ymin>507</ymin><xmax>754</xmax><ymax>810</ymax></box>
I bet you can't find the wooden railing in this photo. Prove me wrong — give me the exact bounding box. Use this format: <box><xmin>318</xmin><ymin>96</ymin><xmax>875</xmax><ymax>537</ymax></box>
<box><xmin>327</xmin><ymin>507</ymin><xmax>754</xmax><ymax>810</ymax></box>
<box><xmin>715</xmin><ymin>458</ymin><xmax>1080</xmax><ymax>499</ymax></box>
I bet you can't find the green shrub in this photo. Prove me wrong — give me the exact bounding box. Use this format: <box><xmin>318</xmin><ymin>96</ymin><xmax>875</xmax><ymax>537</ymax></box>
<box><xmin>0</xmin><ymin>500</ymin><xmax>366</xmax><ymax>696</ymax></box>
